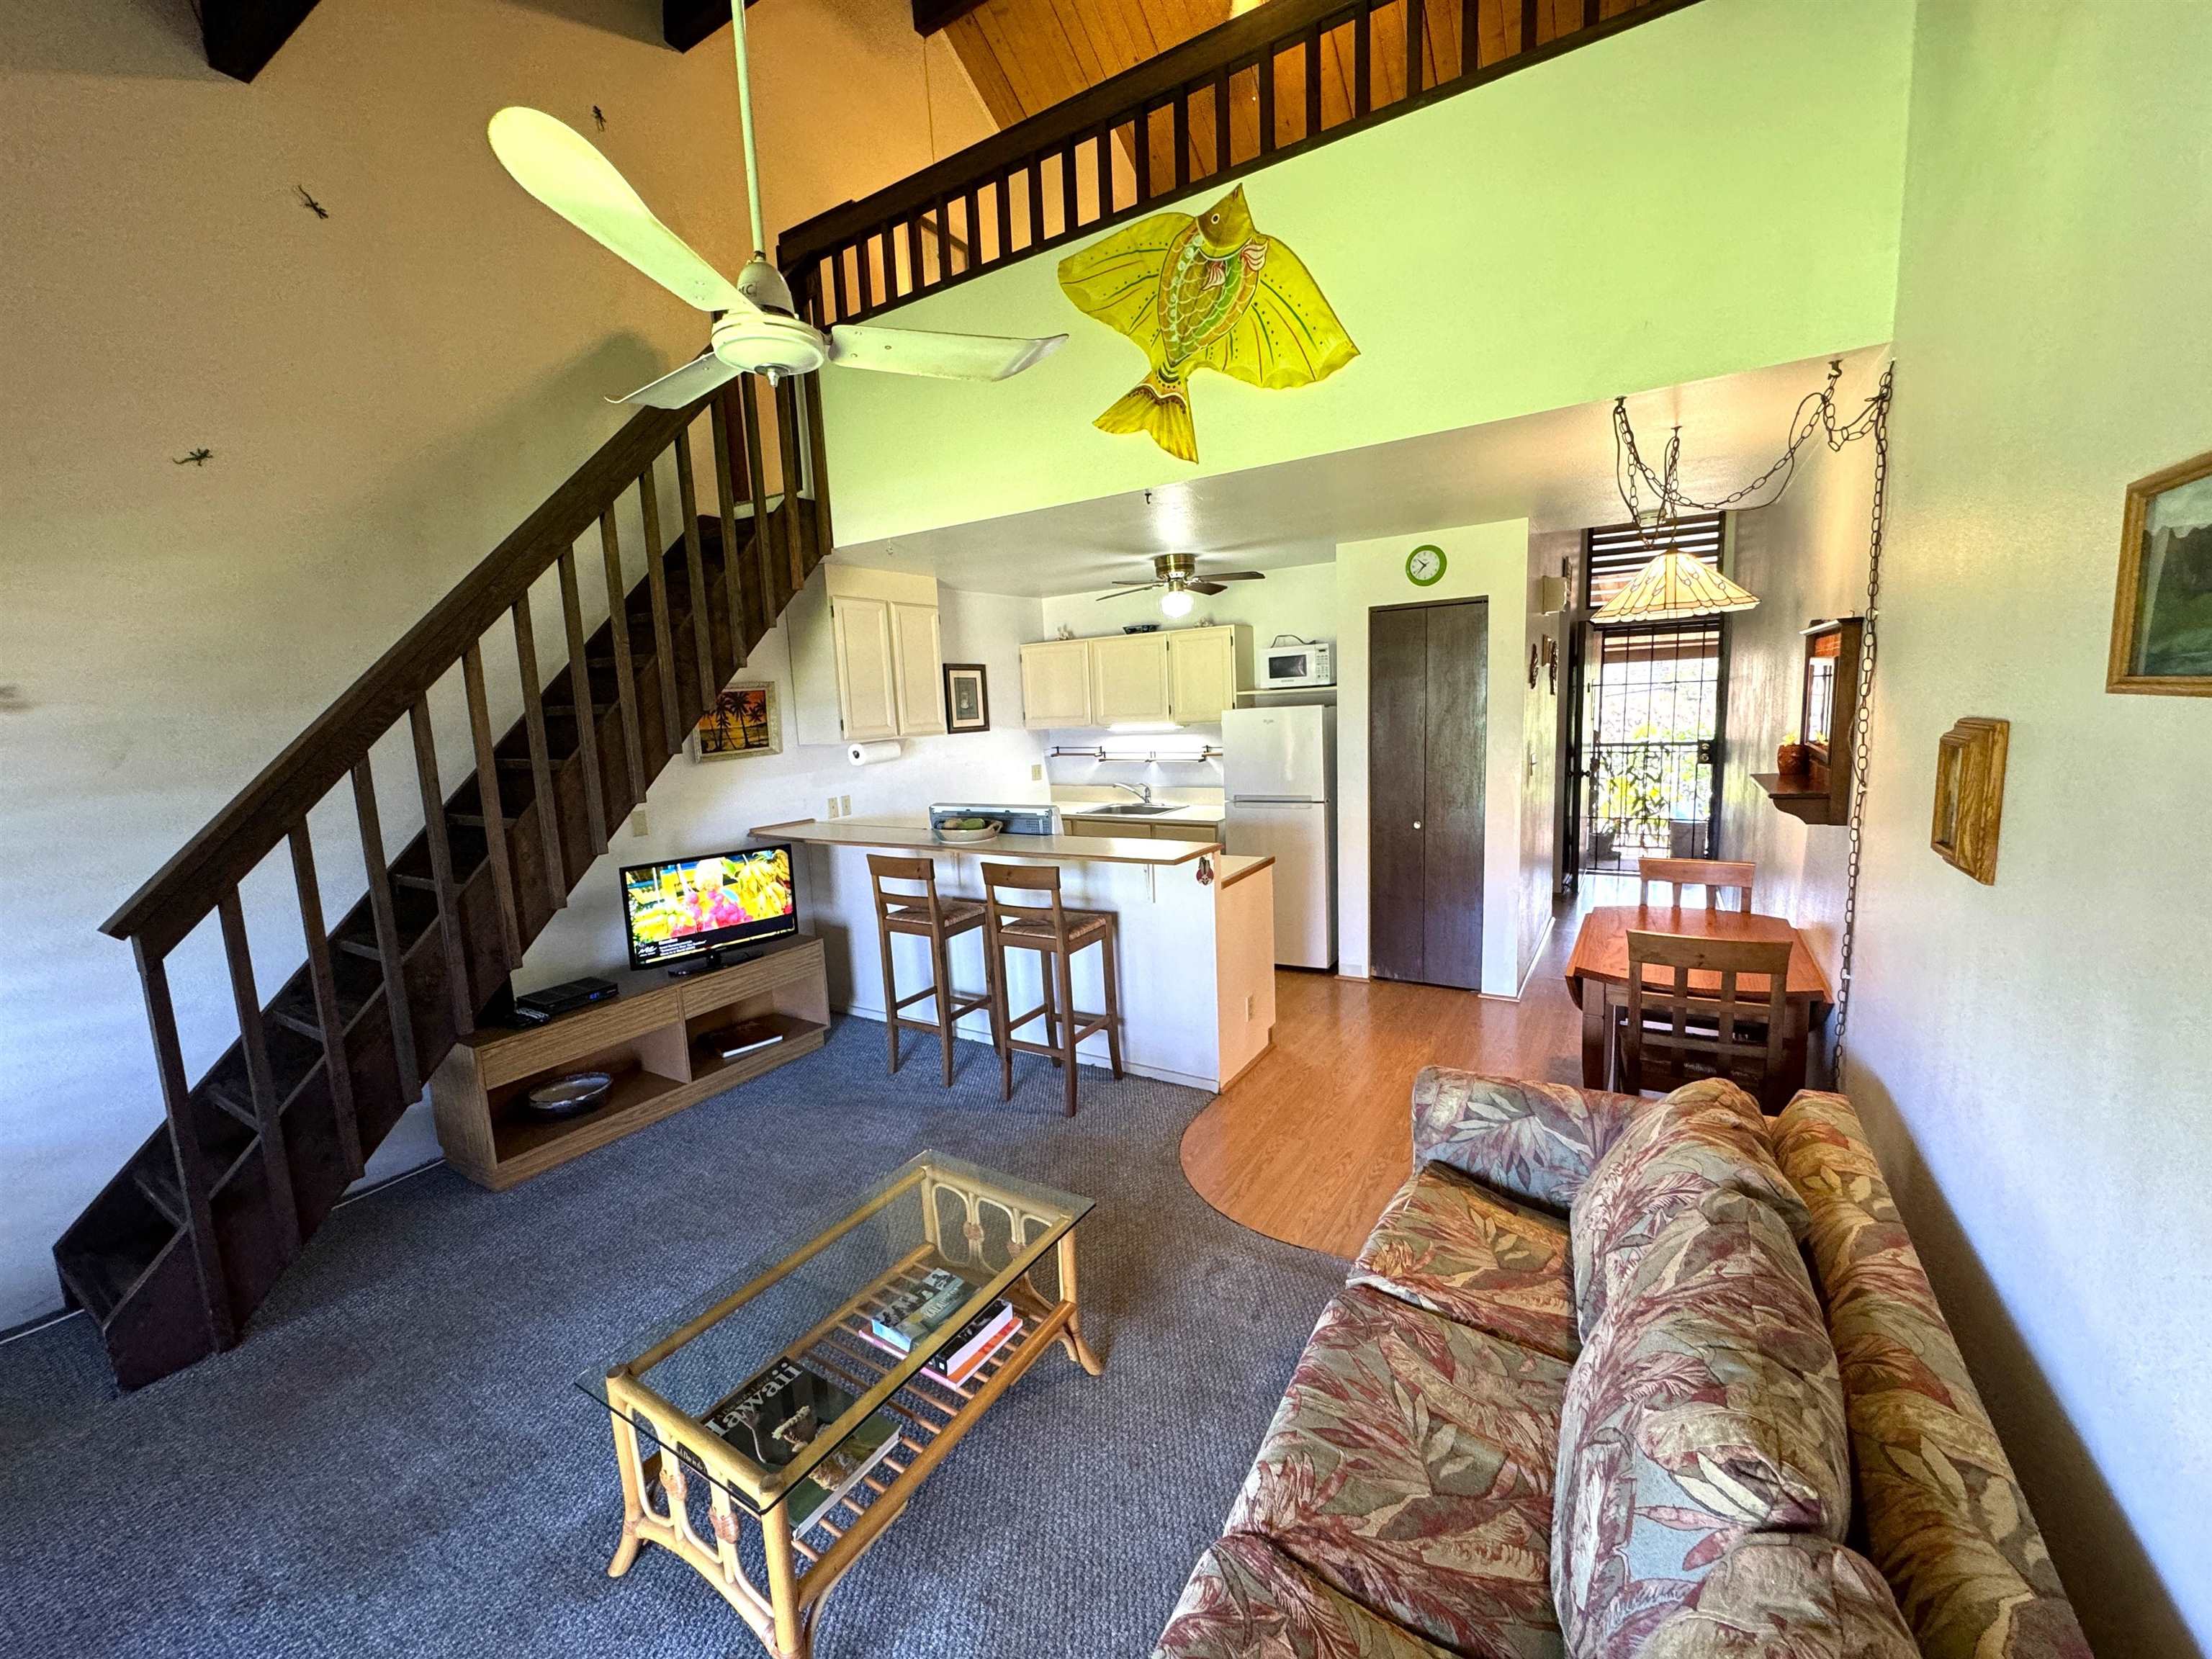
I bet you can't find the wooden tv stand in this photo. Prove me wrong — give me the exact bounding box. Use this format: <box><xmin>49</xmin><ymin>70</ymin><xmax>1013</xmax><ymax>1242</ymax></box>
<box><xmin>429</xmin><ymin>935</ymin><xmax>829</xmax><ymax>1190</ymax></box>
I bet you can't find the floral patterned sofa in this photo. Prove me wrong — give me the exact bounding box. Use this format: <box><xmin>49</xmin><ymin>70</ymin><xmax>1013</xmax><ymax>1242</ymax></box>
<box><xmin>1154</xmin><ymin>1071</ymin><xmax>2092</xmax><ymax>1659</ymax></box>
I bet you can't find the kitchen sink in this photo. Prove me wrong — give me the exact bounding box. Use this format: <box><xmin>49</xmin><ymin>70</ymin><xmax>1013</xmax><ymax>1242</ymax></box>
<box><xmin>1079</xmin><ymin>804</ymin><xmax>1182</xmax><ymax>817</ymax></box>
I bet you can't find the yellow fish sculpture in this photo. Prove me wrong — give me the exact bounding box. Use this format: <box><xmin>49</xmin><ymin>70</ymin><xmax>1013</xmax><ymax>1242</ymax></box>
<box><xmin>1057</xmin><ymin>185</ymin><xmax>1356</xmax><ymax>464</ymax></box>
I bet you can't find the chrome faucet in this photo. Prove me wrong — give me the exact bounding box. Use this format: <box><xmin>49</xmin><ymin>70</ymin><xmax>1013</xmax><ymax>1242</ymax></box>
<box><xmin>1110</xmin><ymin>782</ymin><xmax>1155</xmax><ymax>806</ymax></box>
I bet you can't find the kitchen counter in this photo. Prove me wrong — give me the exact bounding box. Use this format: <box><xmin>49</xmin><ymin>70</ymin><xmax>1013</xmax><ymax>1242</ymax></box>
<box><xmin>755</xmin><ymin>815</ymin><xmax>1272</xmax><ymax>1092</ymax></box>
<box><xmin>756</xmin><ymin>817</ymin><xmax>1218</xmax><ymax>863</ymax></box>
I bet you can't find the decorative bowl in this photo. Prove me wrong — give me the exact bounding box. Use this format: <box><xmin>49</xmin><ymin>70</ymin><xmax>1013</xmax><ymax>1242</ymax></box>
<box><xmin>523</xmin><ymin>1071</ymin><xmax>613</xmax><ymax>1117</ymax></box>
<box><xmin>935</xmin><ymin>821</ymin><xmax>1002</xmax><ymax>845</ymax></box>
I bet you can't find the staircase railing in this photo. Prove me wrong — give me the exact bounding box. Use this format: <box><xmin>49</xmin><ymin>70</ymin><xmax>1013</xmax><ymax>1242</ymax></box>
<box><xmin>66</xmin><ymin>369</ymin><xmax>834</xmax><ymax>1385</ymax></box>
<box><xmin>776</xmin><ymin>0</ymin><xmax>1695</xmax><ymax>325</ymax></box>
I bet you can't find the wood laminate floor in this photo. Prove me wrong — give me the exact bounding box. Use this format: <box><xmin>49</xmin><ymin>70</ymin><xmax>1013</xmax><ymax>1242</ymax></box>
<box><xmin>1179</xmin><ymin>889</ymin><xmax>1607</xmax><ymax>1259</ymax></box>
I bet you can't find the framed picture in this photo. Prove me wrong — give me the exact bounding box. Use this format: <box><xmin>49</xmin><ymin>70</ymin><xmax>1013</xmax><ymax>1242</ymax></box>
<box><xmin>2108</xmin><ymin>446</ymin><xmax>2212</xmax><ymax>696</ymax></box>
<box><xmin>693</xmin><ymin>683</ymin><xmax>781</xmax><ymax>760</ymax></box>
<box><xmin>1931</xmin><ymin>717</ymin><xmax>2008</xmax><ymax>885</ymax></box>
<box><xmin>943</xmin><ymin>663</ymin><xmax>990</xmax><ymax>733</ymax></box>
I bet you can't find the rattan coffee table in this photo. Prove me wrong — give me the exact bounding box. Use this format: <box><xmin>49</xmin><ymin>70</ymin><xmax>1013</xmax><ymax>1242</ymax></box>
<box><xmin>583</xmin><ymin>1153</ymin><xmax>1100</xmax><ymax>1658</ymax></box>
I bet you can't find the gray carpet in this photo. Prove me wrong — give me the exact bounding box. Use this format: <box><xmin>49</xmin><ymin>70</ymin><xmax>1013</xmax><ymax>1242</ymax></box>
<box><xmin>0</xmin><ymin>1020</ymin><xmax>1353</xmax><ymax>1658</ymax></box>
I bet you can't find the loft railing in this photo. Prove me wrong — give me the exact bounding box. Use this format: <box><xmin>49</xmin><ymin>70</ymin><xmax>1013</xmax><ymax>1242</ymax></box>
<box><xmin>776</xmin><ymin>0</ymin><xmax>1696</xmax><ymax>325</ymax></box>
<box><xmin>77</xmin><ymin>369</ymin><xmax>830</xmax><ymax>1375</ymax></box>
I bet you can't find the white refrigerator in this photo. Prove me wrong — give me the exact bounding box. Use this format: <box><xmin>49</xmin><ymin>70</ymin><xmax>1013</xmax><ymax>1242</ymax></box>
<box><xmin>1222</xmin><ymin>705</ymin><xmax>1338</xmax><ymax>970</ymax></box>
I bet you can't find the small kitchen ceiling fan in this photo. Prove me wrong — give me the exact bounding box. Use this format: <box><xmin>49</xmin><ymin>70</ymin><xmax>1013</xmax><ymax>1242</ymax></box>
<box><xmin>486</xmin><ymin>3</ymin><xmax>1064</xmax><ymax>408</ymax></box>
<box><xmin>1102</xmin><ymin>553</ymin><xmax>1265</xmax><ymax>617</ymax></box>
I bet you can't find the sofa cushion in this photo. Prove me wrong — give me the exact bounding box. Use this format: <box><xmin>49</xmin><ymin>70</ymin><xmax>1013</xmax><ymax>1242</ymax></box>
<box><xmin>1351</xmin><ymin>1161</ymin><xmax>1581</xmax><ymax>1362</ymax></box>
<box><xmin>1637</xmin><ymin>1534</ymin><xmax>1920</xmax><ymax>1659</ymax></box>
<box><xmin>1570</xmin><ymin>1079</ymin><xmax>1810</xmax><ymax>1339</ymax></box>
<box><xmin>1227</xmin><ymin>1284</ymin><xmax>1573</xmax><ymax>1659</ymax></box>
<box><xmin>1411</xmin><ymin>1069</ymin><xmax>1647</xmax><ymax>1213</ymax></box>
<box><xmin>1774</xmin><ymin>1092</ymin><xmax>2093</xmax><ymax>1659</ymax></box>
<box><xmin>1152</xmin><ymin>1532</ymin><xmax>1461</xmax><ymax>1659</ymax></box>
<box><xmin>1552</xmin><ymin>1188</ymin><xmax>1850</xmax><ymax>1658</ymax></box>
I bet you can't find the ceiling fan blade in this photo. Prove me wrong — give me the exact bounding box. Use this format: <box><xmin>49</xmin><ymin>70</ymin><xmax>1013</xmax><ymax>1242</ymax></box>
<box><xmin>826</xmin><ymin>323</ymin><xmax>1067</xmax><ymax>382</ymax></box>
<box><xmin>1209</xmin><ymin>571</ymin><xmax>1267</xmax><ymax>581</ymax></box>
<box><xmin>488</xmin><ymin>107</ymin><xmax>748</xmax><ymax>313</ymax></box>
<box><xmin>1187</xmin><ymin>581</ymin><xmax>1228</xmax><ymax>595</ymax></box>
<box><xmin>1109</xmin><ymin>578</ymin><xmax>1158</xmax><ymax>585</ymax></box>
<box><xmin>1098</xmin><ymin>585</ymin><xmax>1160</xmax><ymax>601</ymax></box>
<box><xmin>607</xmin><ymin>350</ymin><xmax>742</xmax><ymax>410</ymax></box>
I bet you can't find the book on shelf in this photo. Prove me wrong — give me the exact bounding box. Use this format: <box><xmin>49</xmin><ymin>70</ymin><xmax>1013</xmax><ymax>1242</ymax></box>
<box><xmin>929</xmin><ymin>1300</ymin><xmax>1022</xmax><ymax>1385</ymax></box>
<box><xmin>867</xmin><ymin>1267</ymin><xmax>973</xmax><ymax>1354</ymax></box>
<box><xmin>701</xmin><ymin>1357</ymin><xmax>855</xmax><ymax>1470</ymax></box>
<box><xmin>785</xmin><ymin>1408</ymin><xmax>900</xmax><ymax>1537</ymax></box>
<box><xmin>701</xmin><ymin>1017</ymin><xmax>786</xmax><ymax>1063</ymax></box>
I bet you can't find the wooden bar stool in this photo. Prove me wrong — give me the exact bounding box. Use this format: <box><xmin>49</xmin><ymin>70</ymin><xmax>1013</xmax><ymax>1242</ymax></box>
<box><xmin>979</xmin><ymin>861</ymin><xmax>1123</xmax><ymax>1117</ymax></box>
<box><xmin>866</xmin><ymin>853</ymin><xmax>997</xmax><ymax>1087</ymax></box>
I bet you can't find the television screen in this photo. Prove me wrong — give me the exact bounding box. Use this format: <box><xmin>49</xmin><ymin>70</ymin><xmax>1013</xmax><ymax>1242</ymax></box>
<box><xmin>619</xmin><ymin>845</ymin><xmax>796</xmax><ymax>969</ymax></box>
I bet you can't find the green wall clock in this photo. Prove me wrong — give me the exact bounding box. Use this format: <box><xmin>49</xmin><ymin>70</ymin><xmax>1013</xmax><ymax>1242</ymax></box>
<box><xmin>1406</xmin><ymin>544</ymin><xmax>1447</xmax><ymax>586</ymax></box>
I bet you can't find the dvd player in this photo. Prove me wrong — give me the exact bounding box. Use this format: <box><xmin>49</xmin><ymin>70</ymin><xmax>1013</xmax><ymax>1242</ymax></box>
<box><xmin>512</xmin><ymin>976</ymin><xmax>619</xmax><ymax>1025</ymax></box>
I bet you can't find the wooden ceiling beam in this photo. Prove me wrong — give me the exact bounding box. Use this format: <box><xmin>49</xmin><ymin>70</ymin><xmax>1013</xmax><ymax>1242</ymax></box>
<box><xmin>665</xmin><ymin>0</ymin><xmax>765</xmax><ymax>53</ymax></box>
<box><xmin>913</xmin><ymin>1</ymin><xmax>994</xmax><ymax>34</ymax></box>
<box><xmin>199</xmin><ymin>0</ymin><xmax>323</xmax><ymax>83</ymax></box>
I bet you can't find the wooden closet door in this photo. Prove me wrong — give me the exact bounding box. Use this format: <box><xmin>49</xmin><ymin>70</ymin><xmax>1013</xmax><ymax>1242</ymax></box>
<box><xmin>1421</xmin><ymin>600</ymin><xmax>1487</xmax><ymax>991</ymax></box>
<box><xmin>1369</xmin><ymin>606</ymin><xmax>1431</xmax><ymax>983</ymax></box>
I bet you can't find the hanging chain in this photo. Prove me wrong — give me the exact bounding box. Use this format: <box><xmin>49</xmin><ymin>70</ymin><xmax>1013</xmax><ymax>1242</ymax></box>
<box><xmin>1830</xmin><ymin>361</ymin><xmax>1894</xmax><ymax>1074</ymax></box>
<box><xmin>1612</xmin><ymin>359</ymin><xmax>1895</xmax><ymax>1074</ymax></box>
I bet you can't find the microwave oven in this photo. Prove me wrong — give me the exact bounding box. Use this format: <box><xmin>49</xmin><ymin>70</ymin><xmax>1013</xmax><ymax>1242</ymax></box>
<box><xmin>1257</xmin><ymin>639</ymin><xmax>1334</xmax><ymax>689</ymax></box>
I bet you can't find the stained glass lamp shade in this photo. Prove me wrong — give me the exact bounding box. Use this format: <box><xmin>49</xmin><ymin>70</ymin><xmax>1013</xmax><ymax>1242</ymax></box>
<box><xmin>1591</xmin><ymin>549</ymin><xmax>1759</xmax><ymax>624</ymax></box>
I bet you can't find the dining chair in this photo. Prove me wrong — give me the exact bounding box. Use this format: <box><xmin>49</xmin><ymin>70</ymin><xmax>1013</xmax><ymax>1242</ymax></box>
<box><xmin>1613</xmin><ymin>929</ymin><xmax>1793</xmax><ymax>1112</ymax></box>
<box><xmin>1637</xmin><ymin>857</ymin><xmax>1757</xmax><ymax>912</ymax></box>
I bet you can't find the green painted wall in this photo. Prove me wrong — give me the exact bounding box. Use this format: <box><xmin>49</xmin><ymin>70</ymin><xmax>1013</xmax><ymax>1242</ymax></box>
<box><xmin>820</xmin><ymin>0</ymin><xmax>1915</xmax><ymax>546</ymax></box>
<box><xmin>1845</xmin><ymin>4</ymin><xmax>2212</xmax><ymax>1652</ymax></box>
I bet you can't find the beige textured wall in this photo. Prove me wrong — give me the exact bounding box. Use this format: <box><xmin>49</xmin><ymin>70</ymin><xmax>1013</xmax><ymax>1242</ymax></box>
<box><xmin>1846</xmin><ymin>4</ymin><xmax>2212</xmax><ymax>1650</ymax></box>
<box><xmin>0</xmin><ymin>0</ymin><xmax>990</xmax><ymax>1328</ymax></box>
<box><xmin>1718</xmin><ymin>421</ymin><xmax>1880</xmax><ymax>1010</ymax></box>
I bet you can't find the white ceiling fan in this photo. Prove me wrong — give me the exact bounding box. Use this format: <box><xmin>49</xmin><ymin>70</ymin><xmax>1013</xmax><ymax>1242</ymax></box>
<box><xmin>1102</xmin><ymin>553</ymin><xmax>1267</xmax><ymax>617</ymax></box>
<box><xmin>486</xmin><ymin>3</ymin><xmax>1064</xmax><ymax>409</ymax></box>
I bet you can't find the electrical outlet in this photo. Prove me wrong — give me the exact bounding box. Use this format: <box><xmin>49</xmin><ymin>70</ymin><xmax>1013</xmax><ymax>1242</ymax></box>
<box><xmin>1244</xmin><ymin>993</ymin><xmax>1255</xmax><ymax>1020</ymax></box>
<box><xmin>827</xmin><ymin>796</ymin><xmax>840</xmax><ymax>819</ymax></box>
<box><xmin>1032</xmin><ymin>763</ymin><xmax>1045</xmax><ymax>781</ymax></box>
<box><xmin>840</xmin><ymin>794</ymin><xmax>852</xmax><ymax>816</ymax></box>
<box><xmin>629</xmin><ymin>807</ymin><xmax>649</xmax><ymax>837</ymax></box>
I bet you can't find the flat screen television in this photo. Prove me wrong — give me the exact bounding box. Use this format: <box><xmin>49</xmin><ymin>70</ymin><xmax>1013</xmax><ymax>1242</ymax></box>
<box><xmin>619</xmin><ymin>845</ymin><xmax>797</xmax><ymax>972</ymax></box>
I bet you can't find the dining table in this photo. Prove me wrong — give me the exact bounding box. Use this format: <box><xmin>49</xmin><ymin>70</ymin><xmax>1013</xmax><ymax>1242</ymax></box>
<box><xmin>1563</xmin><ymin>904</ymin><xmax>1835</xmax><ymax>1097</ymax></box>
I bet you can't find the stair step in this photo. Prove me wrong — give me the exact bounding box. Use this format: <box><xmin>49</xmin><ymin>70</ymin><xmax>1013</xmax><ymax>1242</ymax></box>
<box><xmin>336</xmin><ymin>935</ymin><xmax>387</xmax><ymax>965</ymax></box>
<box><xmin>544</xmin><ymin>700</ymin><xmax>619</xmax><ymax>721</ymax></box>
<box><xmin>392</xmin><ymin>872</ymin><xmax>439</xmax><ymax>894</ymax></box>
<box><xmin>204</xmin><ymin>1082</ymin><xmax>261</xmax><ymax>1130</ymax></box>
<box><xmin>269</xmin><ymin>1007</ymin><xmax>324</xmax><ymax>1044</ymax></box>
<box><xmin>134</xmin><ymin>1154</ymin><xmax>186</xmax><ymax>1228</ymax></box>
<box><xmin>55</xmin><ymin>1241</ymin><xmax>149</xmax><ymax>1325</ymax></box>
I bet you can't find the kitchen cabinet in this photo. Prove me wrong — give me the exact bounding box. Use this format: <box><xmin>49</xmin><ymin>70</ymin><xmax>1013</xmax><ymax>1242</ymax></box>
<box><xmin>1089</xmin><ymin>633</ymin><xmax>1173</xmax><ymax>724</ymax></box>
<box><xmin>790</xmin><ymin>565</ymin><xmax>944</xmax><ymax>745</ymax></box>
<box><xmin>1019</xmin><ymin>639</ymin><xmax>1094</xmax><ymax>729</ymax></box>
<box><xmin>1020</xmin><ymin>624</ymin><xmax>1241</xmax><ymax>729</ymax></box>
<box><xmin>1064</xmin><ymin>814</ymin><xmax>1223</xmax><ymax>843</ymax></box>
<box><xmin>1166</xmin><ymin>627</ymin><xmax>1236</xmax><ymax>723</ymax></box>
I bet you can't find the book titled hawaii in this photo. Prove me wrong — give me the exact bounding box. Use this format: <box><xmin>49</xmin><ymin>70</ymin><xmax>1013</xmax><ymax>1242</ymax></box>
<box><xmin>783</xmin><ymin>1408</ymin><xmax>900</xmax><ymax>1537</ymax></box>
<box><xmin>701</xmin><ymin>1357</ymin><xmax>856</xmax><ymax>1469</ymax></box>
<box><xmin>867</xmin><ymin>1267</ymin><xmax>974</xmax><ymax>1354</ymax></box>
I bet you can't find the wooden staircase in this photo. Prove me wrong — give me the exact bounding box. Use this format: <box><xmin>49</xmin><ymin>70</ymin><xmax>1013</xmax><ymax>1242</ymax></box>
<box><xmin>55</xmin><ymin>374</ymin><xmax>834</xmax><ymax>1390</ymax></box>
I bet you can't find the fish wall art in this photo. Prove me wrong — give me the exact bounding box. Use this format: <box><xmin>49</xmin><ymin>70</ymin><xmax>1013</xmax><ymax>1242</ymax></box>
<box><xmin>1056</xmin><ymin>185</ymin><xmax>1356</xmax><ymax>464</ymax></box>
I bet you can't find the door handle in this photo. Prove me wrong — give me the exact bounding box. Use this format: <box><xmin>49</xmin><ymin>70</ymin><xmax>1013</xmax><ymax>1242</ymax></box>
<box><xmin>1413</xmin><ymin>821</ymin><xmax>1423</xmax><ymax>830</ymax></box>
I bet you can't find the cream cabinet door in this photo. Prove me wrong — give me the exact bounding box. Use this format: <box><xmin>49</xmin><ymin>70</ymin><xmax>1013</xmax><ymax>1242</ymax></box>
<box><xmin>1167</xmin><ymin>626</ymin><xmax>1237</xmax><ymax>724</ymax></box>
<box><xmin>890</xmin><ymin>602</ymin><xmax>945</xmax><ymax>736</ymax></box>
<box><xmin>1089</xmin><ymin>632</ymin><xmax>1172</xmax><ymax>724</ymax></box>
<box><xmin>831</xmin><ymin>595</ymin><xmax>900</xmax><ymax>741</ymax></box>
<box><xmin>1020</xmin><ymin>640</ymin><xmax>1093</xmax><ymax>728</ymax></box>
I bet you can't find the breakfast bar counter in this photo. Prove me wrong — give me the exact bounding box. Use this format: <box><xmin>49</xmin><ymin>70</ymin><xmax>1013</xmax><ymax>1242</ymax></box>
<box><xmin>755</xmin><ymin>817</ymin><xmax>1274</xmax><ymax>1092</ymax></box>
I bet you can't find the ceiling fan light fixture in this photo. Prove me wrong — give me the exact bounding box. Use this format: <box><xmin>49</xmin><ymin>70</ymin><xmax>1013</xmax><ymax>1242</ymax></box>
<box><xmin>1159</xmin><ymin>587</ymin><xmax>1196</xmax><ymax>619</ymax></box>
<box><xmin>1591</xmin><ymin>549</ymin><xmax>1760</xmax><ymax>625</ymax></box>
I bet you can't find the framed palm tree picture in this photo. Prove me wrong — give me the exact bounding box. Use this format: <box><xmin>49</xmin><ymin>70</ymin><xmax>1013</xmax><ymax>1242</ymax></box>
<box><xmin>693</xmin><ymin>683</ymin><xmax>782</xmax><ymax>760</ymax></box>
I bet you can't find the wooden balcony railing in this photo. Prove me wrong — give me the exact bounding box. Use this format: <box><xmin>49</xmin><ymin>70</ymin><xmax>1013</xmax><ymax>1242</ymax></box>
<box><xmin>777</xmin><ymin>0</ymin><xmax>1696</xmax><ymax>325</ymax></box>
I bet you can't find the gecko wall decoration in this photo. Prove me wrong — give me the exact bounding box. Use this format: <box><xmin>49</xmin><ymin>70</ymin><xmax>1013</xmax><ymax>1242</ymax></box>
<box><xmin>295</xmin><ymin>185</ymin><xmax>328</xmax><ymax>219</ymax></box>
<box><xmin>592</xmin><ymin>106</ymin><xmax>607</xmax><ymax>131</ymax></box>
<box><xmin>173</xmin><ymin>449</ymin><xmax>214</xmax><ymax>467</ymax></box>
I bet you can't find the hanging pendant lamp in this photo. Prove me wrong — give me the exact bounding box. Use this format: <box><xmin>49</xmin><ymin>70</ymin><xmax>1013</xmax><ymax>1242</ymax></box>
<box><xmin>1592</xmin><ymin>545</ymin><xmax>1760</xmax><ymax>624</ymax></box>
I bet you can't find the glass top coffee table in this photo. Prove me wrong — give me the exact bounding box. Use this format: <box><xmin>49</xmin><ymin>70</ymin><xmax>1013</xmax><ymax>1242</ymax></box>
<box><xmin>585</xmin><ymin>1152</ymin><xmax>1098</xmax><ymax>1658</ymax></box>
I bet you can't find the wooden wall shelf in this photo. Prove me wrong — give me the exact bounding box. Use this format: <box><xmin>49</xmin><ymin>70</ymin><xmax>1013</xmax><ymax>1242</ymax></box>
<box><xmin>430</xmin><ymin>935</ymin><xmax>828</xmax><ymax>1190</ymax></box>
<box><xmin>1752</xmin><ymin>770</ymin><xmax>1844</xmax><ymax>827</ymax></box>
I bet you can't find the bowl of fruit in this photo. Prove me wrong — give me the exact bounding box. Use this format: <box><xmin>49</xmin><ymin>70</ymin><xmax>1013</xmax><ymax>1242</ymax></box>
<box><xmin>934</xmin><ymin>815</ymin><xmax>1003</xmax><ymax>845</ymax></box>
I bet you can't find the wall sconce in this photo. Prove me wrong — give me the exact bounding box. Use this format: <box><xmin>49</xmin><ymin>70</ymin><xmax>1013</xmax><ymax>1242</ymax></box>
<box><xmin>1543</xmin><ymin>635</ymin><xmax>1558</xmax><ymax>694</ymax></box>
<box><xmin>1528</xmin><ymin>643</ymin><xmax>1542</xmax><ymax>688</ymax></box>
